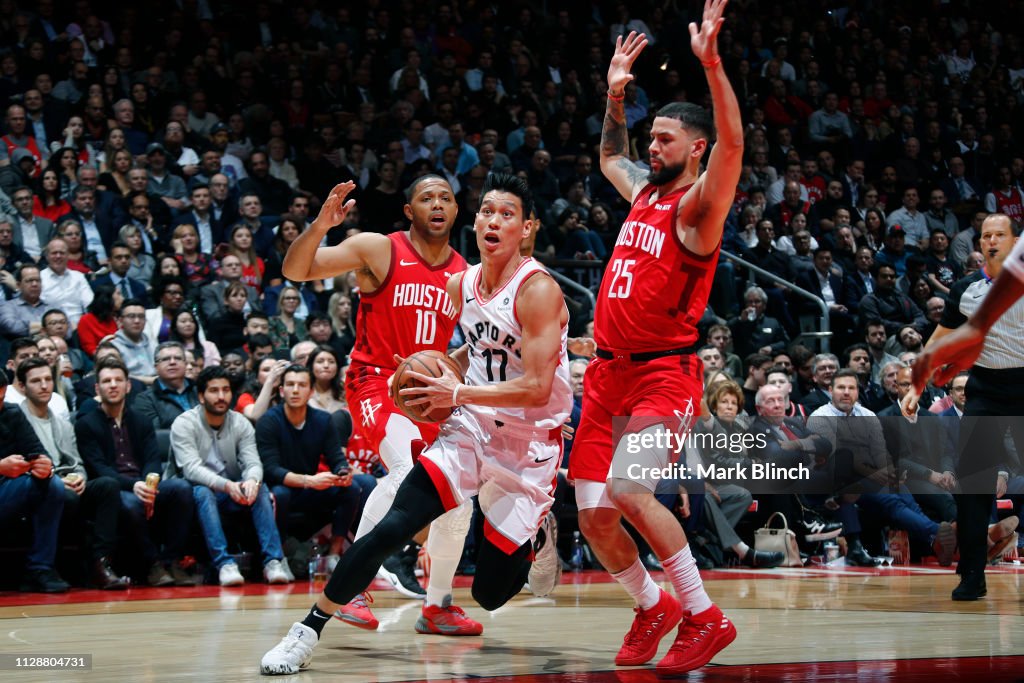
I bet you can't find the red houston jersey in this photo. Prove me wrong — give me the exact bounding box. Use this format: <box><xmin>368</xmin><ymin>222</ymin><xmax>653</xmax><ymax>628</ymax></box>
<box><xmin>349</xmin><ymin>232</ymin><xmax>467</xmax><ymax>370</ymax></box>
<box><xmin>594</xmin><ymin>183</ymin><xmax>721</xmax><ymax>353</ymax></box>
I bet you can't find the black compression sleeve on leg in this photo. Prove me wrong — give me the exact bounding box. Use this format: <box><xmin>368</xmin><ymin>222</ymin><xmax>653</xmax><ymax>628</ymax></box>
<box><xmin>323</xmin><ymin>462</ymin><xmax>447</xmax><ymax>605</ymax></box>
<box><xmin>471</xmin><ymin>537</ymin><xmax>532</xmax><ymax>611</ymax></box>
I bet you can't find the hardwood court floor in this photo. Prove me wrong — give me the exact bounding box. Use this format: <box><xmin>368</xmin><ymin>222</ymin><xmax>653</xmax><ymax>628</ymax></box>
<box><xmin>2</xmin><ymin>565</ymin><xmax>1024</xmax><ymax>682</ymax></box>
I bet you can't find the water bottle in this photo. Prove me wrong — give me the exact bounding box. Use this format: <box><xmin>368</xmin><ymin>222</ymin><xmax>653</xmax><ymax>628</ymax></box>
<box><xmin>570</xmin><ymin>531</ymin><xmax>584</xmax><ymax>572</ymax></box>
<box><xmin>308</xmin><ymin>543</ymin><xmax>324</xmax><ymax>585</ymax></box>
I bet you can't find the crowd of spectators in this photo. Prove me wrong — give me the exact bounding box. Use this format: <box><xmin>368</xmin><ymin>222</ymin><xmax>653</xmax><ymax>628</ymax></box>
<box><xmin>2</xmin><ymin>0</ymin><xmax>1024</xmax><ymax>590</ymax></box>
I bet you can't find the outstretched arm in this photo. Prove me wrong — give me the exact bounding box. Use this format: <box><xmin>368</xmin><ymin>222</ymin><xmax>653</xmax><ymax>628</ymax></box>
<box><xmin>600</xmin><ymin>31</ymin><xmax>650</xmax><ymax>203</ymax></box>
<box><xmin>281</xmin><ymin>181</ymin><xmax>390</xmax><ymax>282</ymax></box>
<box><xmin>913</xmin><ymin>238</ymin><xmax>1024</xmax><ymax>392</ymax></box>
<box><xmin>677</xmin><ymin>0</ymin><xmax>744</xmax><ymax>255</ymax></box>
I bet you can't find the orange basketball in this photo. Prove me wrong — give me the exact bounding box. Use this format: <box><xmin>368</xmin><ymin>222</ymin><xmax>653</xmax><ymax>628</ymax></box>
<box><xmin>391</xmin><ymin>350</ymin><xmax>464</xmax><ymax>423</ymax></box>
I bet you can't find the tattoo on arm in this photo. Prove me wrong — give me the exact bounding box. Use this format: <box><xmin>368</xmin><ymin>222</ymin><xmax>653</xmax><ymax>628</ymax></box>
<box><xmin>600</xmin><ymin>102</ymin><xmax>628</xmax><ymax>158</ymax></box>
<box><xmin>615</xmin><ymin>158</ymin><xmax>648</xmax><ymax>187</ymax></box>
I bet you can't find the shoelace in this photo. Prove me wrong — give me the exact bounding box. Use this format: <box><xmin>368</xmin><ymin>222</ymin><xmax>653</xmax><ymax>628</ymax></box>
<box><xmin>621</xmin><ymin>606</ymin><xmax>646</xmax><ymax>646</ymax></box>
<box><xmin>352</xmin><ymin>591</ymin><xmax>374</xmax><ymax>608</ymax></box>
<box><xmin>439</xmin><ymin>603</ymin><xmax>468</xmax><ymax>617</ymax></box>
<box><xmin>668</xmin><ymin>620</ymin><xmax>714</xmax><ymax>651</ymax></box>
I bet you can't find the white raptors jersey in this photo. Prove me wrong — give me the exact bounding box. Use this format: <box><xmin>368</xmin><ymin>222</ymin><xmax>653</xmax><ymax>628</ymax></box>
<box><xmin>458</xmin><ymin>258</ymin><xmax>573</xmax><ymax>430</ymax></box>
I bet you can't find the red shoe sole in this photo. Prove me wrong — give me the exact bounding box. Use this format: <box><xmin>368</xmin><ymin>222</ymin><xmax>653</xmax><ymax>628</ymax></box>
<box><xmin>334</xmin><ymin>614</ymin><xmax>380</xmax><ymax>631</ymax></box>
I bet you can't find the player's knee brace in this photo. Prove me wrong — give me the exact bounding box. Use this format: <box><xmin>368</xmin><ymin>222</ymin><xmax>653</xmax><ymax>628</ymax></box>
<box><xmin>431</xmin><ymin>498</ymin><xmax>473</xmax><ymax>537</ymax></box>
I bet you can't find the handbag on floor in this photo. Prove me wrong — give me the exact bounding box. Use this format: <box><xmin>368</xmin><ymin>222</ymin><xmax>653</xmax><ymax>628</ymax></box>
<box><xmin>754</xmin><ymin>512</ymin><xmax>803</xmax><ymax>567</ymax></box>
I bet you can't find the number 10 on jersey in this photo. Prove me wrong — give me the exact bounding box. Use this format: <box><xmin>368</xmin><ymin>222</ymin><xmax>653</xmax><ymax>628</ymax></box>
<box><xmin>415</xmin><ymin>310</ymin><xmax>437</xmax><ymax>345</ymax></box>
<box><xmin>607</xmin><ymin>258</ymin><xmax>635</xmax><ymax>299</ymax></box>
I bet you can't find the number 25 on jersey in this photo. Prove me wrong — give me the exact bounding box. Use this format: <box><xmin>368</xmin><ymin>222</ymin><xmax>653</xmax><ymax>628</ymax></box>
<box><xmin>607</xmin><ymin>258</ymin><xmax>635</xmax><ymax>299</ymax></box>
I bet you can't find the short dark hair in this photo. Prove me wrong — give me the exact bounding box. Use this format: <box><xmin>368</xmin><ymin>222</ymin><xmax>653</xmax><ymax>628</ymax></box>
<box><xmin>812</xmin><ymin>246</ymin><xmax>832</xmax><ymax>258</ymax></box>
<box><xmin>654</xmin><ymin>102</ymin><xmax>713</xmax><ymax>141</ymax></box>
<box><xmin>15</xmin><ymin>356</ymin><xmax>50</xmax><ymax>385</ymax></box>
<box><xmin>248</xmin><ymin>332</ymin><xmax>273</xmax><ymax>349</ymax></box>
<box><xmin>305</xmin><ymin>311</ymin><xmax>332</xmax><ymax>331</ymax></box>
<box><xmin>245</xmin><ymin>311</ymin><xmax>270</xmax><ymax>325</ymax></box>
<box><xmin>405</xmin><ymin>173</ymin><xmax>451</xmax><ymax>201</ymax></box>
<box><xmin>118</xmin><ymin>298</ymin><xmax>146</xmax><ymax>314</ymax></box>
<box><xmin>9</xmin><ymin>337</ymin><xmax>38</xmax><ymax>358</ymax></box>
<box><xmin>745</xmin><ymin>353</ymin><xmax>773</xmax><ymax>371</ymax></box>
<box><xmin>42</xmin><ymin>308</ymin><xmax>67</xmax><ymax>325</ymax></box>
<box><xmin>831</xmin><ymin>368</ymin><xmax>860</xmax><ymax>387</ymax></box>
<box><xmin>480</xmin><ymin>172</ymin><xmax>534</xmax><ymax>218</ymax></box>
<box><xmin>15</xmin><ymin>263</ymin><xmax>39</xmax><ymax>282</ymax></box>
<box><xmin>95</xmin><ymin>355</ymin><xmax>129</xmax><ymax>381</ymax></box>
<box><xmin>196</xmin><ymin>365</ymin><xmax>231</xmax><ymax>393</ymax></box>
<box><xmin>282</xmin><ymin>364</ymin><xmax>313</xmax><ymax>383</ymax></box>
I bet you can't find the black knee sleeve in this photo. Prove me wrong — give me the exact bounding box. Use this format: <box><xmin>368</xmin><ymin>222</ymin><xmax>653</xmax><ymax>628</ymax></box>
<box><xmin>471</xmin><ymin>537</ymin><xmax>532</xmax><ymax>611</ymax></box>
<box><xmin>324</xmin><ymin>463</ymin><xmax>445</xmax><ymax>605</ymax></box>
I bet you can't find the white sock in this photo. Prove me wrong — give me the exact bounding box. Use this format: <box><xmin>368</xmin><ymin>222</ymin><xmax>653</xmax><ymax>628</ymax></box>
<box><xmin>661</xmin><ymin>545</ymin><xmax>712</xmax><ymax>615</ymax></box>
<box><xmin>424</xmin><ymin>501</ymin><xmax>472</xmax><ymax>607</ymax></box>
<box><xmin>611</xmin><ymin>557</ymin><xmax>662</xmax><ymax>610</ymax></box>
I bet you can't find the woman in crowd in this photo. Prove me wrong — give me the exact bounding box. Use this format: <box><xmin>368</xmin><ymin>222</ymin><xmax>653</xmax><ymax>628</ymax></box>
<box><xmin>326</xmin><ymin>291</ymin><xmax>356</xmax><ymax>358</ymax></box>
<box><xmin>206</xmin><ymin>281</ymin><xmax>248</xmax><ymax>350</ymax></box>
<box><xmin>236</xmin><ymin>357</ymin><xmax>288</xmax><ymax>422</ymax></box>
<box><xmin>97</xmin><ymin>128</ymin><xmax>127</xmax><ymax>175</ymax></box>
<box><xmin>263</xmin><ymin>213</ymin><xmax>304</xmax><ymax>285</ymax></box>
<box><xmin>98</xmin><ymin>148</ymin><xmax>133</xmax><ymax>195</ymax></box>
<box><xmin>172</xmin><ymin>223</ymin><xmax>215</xmax><ymax>287</ymax></box>
<box><xmin>307</xmin><ymin>345</ymin><xmax>346</xmax><ymax>413</ymax></box>
<box><xmin>77</xmin><ymin>284</ymin><xmax>122</xmax><ymax>357</ymax></box>
<box><xmin>36</xmin><ymin>335</ymin><xmax>76</xmax><ymax>411</ymax></box>
<box><xmin>170</xmin><ymin>308</ymin><xmax>220</xmax><ymax>367</ymax></box>
<box><xmin>56</xmin><ymin>220</ymin><xmax>99</xmax><ymax>274</ymax></box>
<box><xmin>145</xmin><ymin>277</ymin><xmax>188</xmax><ymax>344</ymax></box>
<box><xmin>118</xmin><ymin>225</ymin><xmax>155</xmax><ymax>284</ymax></box>
<box><xmin>226</xmin><ymin>223</ymin><xmax>266</xmax><ymax>292</ymax></box>
<box><xmin>152</xmin><ymin>254</ymin><xmax>183</xmax><ymax>292</ymax></box>
<box><xmin>856</xmin><ymin>206</ymin><xmax>886</xmax><ymax>252</ymax></box>
<box><xmin>33</xmin><ymin>168</ymin><xmax>71</xmax><ymax>222</ymax></box>
<box><xmin>50</xmin><ymin>147</ymin><xmax>79</xmax><ymax>200</ymax></box>
<box><xmin>268</xmin><ymin>284</ymin><xmax>308</xmax><ymax>350</ymax></box>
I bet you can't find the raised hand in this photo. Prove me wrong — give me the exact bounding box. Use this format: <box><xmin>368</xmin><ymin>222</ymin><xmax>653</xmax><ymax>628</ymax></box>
<box><xmin>689</xmin><ymin>0</ymin><xmax>728</xmax><ymax>64</ymax></box>
<box><xmin>314</xmin><ymin>181</ymin><xmax>357</xmax><ymax>230</ymax></box>
<box><xmin>607</xmin><ymin>31</ymin><xmax>648</xmax><ymax>95</ymax></box>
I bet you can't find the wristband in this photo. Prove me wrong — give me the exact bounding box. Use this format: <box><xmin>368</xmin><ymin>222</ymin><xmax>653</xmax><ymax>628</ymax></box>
<box><xmin>452</xmin><ymin>384</ymin><xmax>463</xmax><ymax>406</ymax></box>
<box><xmin>701</xmin><ymin>56</ymin><xmax>722</xmax><ymax>68</ymax></box>
<box><xmin>607</xmin><ymin>90</ymin><xmax>625</xmax><ymax>102</ymax></box>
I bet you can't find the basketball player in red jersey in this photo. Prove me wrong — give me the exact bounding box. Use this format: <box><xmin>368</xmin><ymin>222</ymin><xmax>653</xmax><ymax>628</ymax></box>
<box><xmin>570</xmin><ymin>0</ymin><xmax>743</xmax><ymax>674</ymax></box>
<box><xmin>281</xmin><ymin>175</ymin><xmax>481</xmax><ymax>636</ymax></box>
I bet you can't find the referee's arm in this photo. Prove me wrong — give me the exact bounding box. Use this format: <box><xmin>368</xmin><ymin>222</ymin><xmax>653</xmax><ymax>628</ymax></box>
<box><xmin>913</xmin><ymin>238</ymin><xmax>1024</xmax><ymax>392</ymax></box>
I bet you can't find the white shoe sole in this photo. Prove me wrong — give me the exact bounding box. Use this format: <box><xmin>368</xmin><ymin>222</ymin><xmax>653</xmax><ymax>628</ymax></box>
<box><xmin>376</xmin><ymin>565</ymin><xmax>425</xmax><ymax>600</ymax></box>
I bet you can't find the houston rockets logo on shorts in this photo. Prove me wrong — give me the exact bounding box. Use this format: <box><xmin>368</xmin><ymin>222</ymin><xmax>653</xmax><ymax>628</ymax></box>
<box><xmin>360</xmin><ymin>399</ymin><xmax>382</xmax><ymax>427</ymax></box>
<box><xmin>673</xmin><ymin>398</ymin><xmax>696</xmax><ymax>434</ymax></box>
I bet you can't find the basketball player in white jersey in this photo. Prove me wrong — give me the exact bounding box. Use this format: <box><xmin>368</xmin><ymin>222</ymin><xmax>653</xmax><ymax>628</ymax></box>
<box><xmin>261</xmin><ymin>173</ymin><xmax>571</xmax><ymax>675</ymax></box>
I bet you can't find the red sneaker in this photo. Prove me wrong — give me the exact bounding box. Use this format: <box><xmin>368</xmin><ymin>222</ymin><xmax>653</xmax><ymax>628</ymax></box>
<box><xmin>656</xmin><ymin>604</ymin><xmax>736</xmax><ymax>674</ymax></box>
<box><xmin>415</xmin><ymin>595</ymin><xmax>483</xmax><ymax>636</ymax></box>
<box><xmin>614</xmin><ymin>588</ymin><xmax>683</xmax><ymax>666</ymax></box>
<box><xmin>334</xmin><ymin>592</ymin><xmax>379</xmax><ymax>630</ymax></box>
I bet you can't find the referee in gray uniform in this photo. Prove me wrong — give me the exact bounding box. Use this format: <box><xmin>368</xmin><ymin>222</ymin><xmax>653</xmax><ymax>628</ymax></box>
<box><xmin>923</xmin><ymin>213</ymin><xmax>1024</xmax><ymax>600</ymax></box>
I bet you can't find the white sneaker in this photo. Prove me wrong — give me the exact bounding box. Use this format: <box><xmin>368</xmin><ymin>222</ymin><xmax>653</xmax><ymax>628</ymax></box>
<box><xmin>260</xmin><ymin>622</ymin><xmax>318</xmax><ymax>675</ymax></box>
<box><xmin>264</xmin><ymin>559</ymin><xmax>291</xmax><ymax>584</ymax></box>
<box><xmin>280</xmin><ymin>559</ymin><xmax>295</xmax><ymax>583</ymax></box>
<box><xmin>219</xmin><ymin>562</ymin><xmax>245</xmax><ymax>587</ymax></box>
<box><xmin>528</xmin><ymin>511</ymin><xmax>561</xmax><ymax>597</ymax></box>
